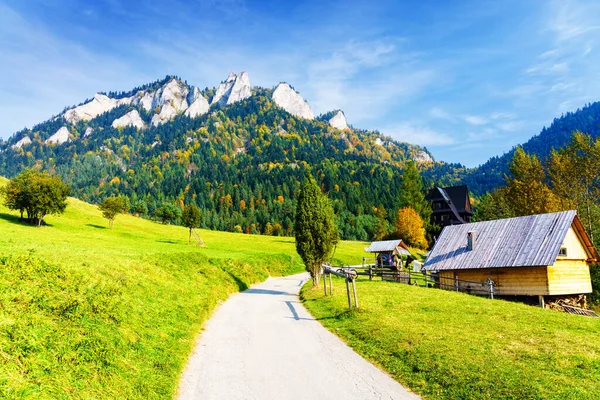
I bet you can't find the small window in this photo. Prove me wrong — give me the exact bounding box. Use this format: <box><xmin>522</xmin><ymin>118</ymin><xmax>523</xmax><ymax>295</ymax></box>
<box><xmin>558</xmin><ymin>247</ymin><xmax>567</xmax><ymax>257</ymax></box>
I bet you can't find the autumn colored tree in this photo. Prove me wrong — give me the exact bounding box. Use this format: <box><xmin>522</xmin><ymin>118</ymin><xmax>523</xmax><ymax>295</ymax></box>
<box><xmin>503</xmin><ymin>147</ymin><xmax>560</xmax><ymax>216</ymax></box>
<box><xmin>548</xmin><ymin>132</ymin><xmax>600</xmax><ymax>242</ymax></box>
<box><xmin>294</xmin><ymin>173</ymin><xmax>339</xmax><ymax>286</ymax></box>
<box><xmin>395</xmin><ymin>207</ymin><xmax>427</xmax><ymax>249</ymax></box>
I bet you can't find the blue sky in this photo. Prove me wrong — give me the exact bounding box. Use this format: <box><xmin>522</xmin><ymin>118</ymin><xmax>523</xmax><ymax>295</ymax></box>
<box><xmin>1</xmin><ymin>0</ymin><xmax>599</xmax><ymax>167</ymax></box>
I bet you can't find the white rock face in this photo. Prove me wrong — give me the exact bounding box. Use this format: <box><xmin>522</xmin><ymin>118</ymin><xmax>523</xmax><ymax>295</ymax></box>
<box><xmin>272</xmin><ymin>83</ymin><xmax>314</xmax><ymax>119</ymax></box>
<box><xmin>12</xmin><ymin>136</ymin><xmax>32</xmax><ymax>149</ymax></box>
<box><xmin>112</xmin><ymin>110</ymin><xmax>145</xmax><ymax>129</ymax></box>
<box><xmin>151</xmin><ymin>103</ymin><xmax>178</xmax><ymax>126</ymax></box>
<box><xmin>227</xmin><ymin>72</ymin><xmax>251</xmax><ymax>105</ymax></box>
<box><xmin>152</xmin><ymin>79</ymin><xmax>189</xmax><ymax>111</ymax></box>
<box><xmin>211</xmin><ymin>72</ymin><xmax>252</xmax><ymax>106</ymax></box>
<box><xmin>46</xmin><ymin>127</ymin><xmax>70</xmax><ymax>144</ymax></box>
<box><xmin>375</xmin><ymin>137</ymin><xmax>384</xmax><ymax>146</ymax></box>
<box><xmin>131</xmin><ymin>91</ymin><xmax>154</xmax><ymax>111</ymax></box>
<box><xmin>185</xmin><ymin>96</ymin><xmax>210</xmax><ymax>118</ymax></box>
<box><xmin>414</xmin><ymin>150</ymin><xmax>434</xmax><ymax>163</ymax></box>
<box><xmin>64</xmin><ymin>93</ymin><xmax>121</xmax><ymax>123</ymax></box>
<box><xmin>329</xmin><ymin>111</ymin><xmax>348</xmax><ymax>130</ymax></box>
<box><xmin>83</xmin><ymin>127</ymin><xmax>94</xmax><ymax>138</ymax></box>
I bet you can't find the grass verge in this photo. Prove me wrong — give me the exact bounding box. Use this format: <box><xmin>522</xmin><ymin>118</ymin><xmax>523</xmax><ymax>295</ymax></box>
<box><xmin>0</xmin><ymin>192</ymin><xmax>365</xmax><ymax>399</ymax></box>
<box><xmin>301</xmin><ymin>277</ymin><xmax>600</xmax><ymax>400</ymax></box>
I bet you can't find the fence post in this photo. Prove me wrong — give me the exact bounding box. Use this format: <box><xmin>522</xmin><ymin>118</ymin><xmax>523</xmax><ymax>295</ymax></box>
<box><xmin>488</xmin><ymin>279</ymin><xmax>495</xmax><ymax>299</ymax></box>
<box><xmin>351</xmin><ymin>278</ymin><xmax>359</xmax><ymax>309</ymax></box>
<box><xmin>345</xmin><ymin>277</ymin><xmax>352</xmax><ymax>309</ymax></box>
<box><xmin>329</xmin><ymin>272</ymin><xmax>333</xmax><ymax>295</ymax></box>
<box><xmin>323</xmin><ymin>271</ymin><xmax>327</xmax><ymax>295</ymax></box>
<box><xmin>455</xmin><ymin>276</ymin><xmax>459</xmax><ymax>292</ymax></box>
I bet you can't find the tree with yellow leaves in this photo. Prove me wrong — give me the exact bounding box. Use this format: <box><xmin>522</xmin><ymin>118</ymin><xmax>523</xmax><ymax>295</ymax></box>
<box><xmin>395</xmin><ymin>207</ymin><xmax>427</xmax><ymax>249</ymax></box>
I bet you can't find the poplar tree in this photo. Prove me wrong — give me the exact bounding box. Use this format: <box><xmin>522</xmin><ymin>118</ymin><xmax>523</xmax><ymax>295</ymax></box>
<box><xmin>294</xmin><ymin>173</ymin><xmax>339</xmax><ymax>286</ymax></box>
<box><xmin>398</xmin><ymin>161</ymin><xmax>431</xmax><ymax>223</ymax></box>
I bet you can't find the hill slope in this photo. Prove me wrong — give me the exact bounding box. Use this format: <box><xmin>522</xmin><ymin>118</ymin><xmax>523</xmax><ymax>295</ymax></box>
<box><xmin>0</xmin><ymin>188</ymin><xmax>366</xmax><ymax>398</ymax></box>
<box><xmin>465</xmin><ymin>101</ymin><xmax>600</xmax><ymax>195</ymax></box>
<box><xmin>0</xmin><ymin>72</ymin><xmax>450</xmax><ymax>240</ymax></box>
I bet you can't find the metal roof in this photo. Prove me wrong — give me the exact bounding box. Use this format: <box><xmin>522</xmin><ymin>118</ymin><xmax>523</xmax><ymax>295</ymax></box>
<box><xmin>365</xmin><ymin>239</ymin><xmax>410</xmax><ymax>254</ymax></box>
<box><xmin>423</xmin><ymin>210</ymin><xmax>598</xmax><ymax>271</ymax></box>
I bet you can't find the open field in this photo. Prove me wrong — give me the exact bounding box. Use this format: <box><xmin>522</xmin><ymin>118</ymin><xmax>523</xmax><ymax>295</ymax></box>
<box><xmin>0</xmin><ymin>182</ymin><xmax>367</xmax><ymax>399</ymax></box>
<box><xmin>302</xmin><ymin>277</ymin><xmax>600</xmax><ymax>400</ymax></box>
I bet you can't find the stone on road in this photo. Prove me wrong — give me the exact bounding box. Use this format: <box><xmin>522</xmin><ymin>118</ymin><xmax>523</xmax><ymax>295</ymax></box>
<box><xmin>178</xmin><ymin>273</ymin><xmax>419</xmax><ymax>400</ymax></box>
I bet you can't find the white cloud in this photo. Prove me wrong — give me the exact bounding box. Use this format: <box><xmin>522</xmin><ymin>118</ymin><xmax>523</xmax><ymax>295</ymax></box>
<box><xmin>463</xmin><ymin>115</ymin><xmax>488</xmax><ymax>125</ymax></box>
<box><xmin>381</xmin><ymin>122</ymin><xmax>455</xmax><ymax>146</ymax></box>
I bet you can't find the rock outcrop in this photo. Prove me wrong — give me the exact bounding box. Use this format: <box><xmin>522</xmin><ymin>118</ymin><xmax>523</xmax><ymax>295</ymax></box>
<box><xmin>414</xmin><ymin>150</ymin><xmax>434</xmax><ymax>163</ymax></box>
<box><xmin>12</xmin><ymin>136</ymin><xmax>32</xmax><ymax>149</ymax></box>
<box><xmin>151</xmin><ymin>103</ymin><xmax>178</xmax><ymax>126</ymax></box>
<box><xmin>227</xmin><ymin>72</ymin><xmax>251</xmax><ymax>105</ymax></box>
<box><xmin>185</xmin><ymin>95</ymin><xmax>210</xmax><ymax>118</ymax></box>
<box><xmin>83</xmin><ymin>127</ymin><xmax>94</xmax><ymax>138</ymax></box>
<box><xmin>211</xmin><ymin>72</ymin><xmax>252</xmax><ymax>106</ymax></box>
<box><xmin>152</xmin><ymin>79</ymin><xmax>189</xmax><ymax>111</ymax></box>
<box><xmin>45</xmin><ymin>127</ymin><xmax>70</xmax><ymax>144</ymax></box>
<box><xmin>272</xmin><ymin>83</ymin><xmax>314</xmax><ymax>120</ymax></box>
<box><xmin>328</xmin><ymin>110</ymin><xmax>348</xmax><ymax>130</ymax></box>
<box><xmin>64</xmin><ymin>93</ymin><xmax>121</xmax><ymax>123</ymax></box>
<box><xmin>112</xmin><ymin>110</ymin><xmax>145</xmax><ymax>129</ymax></box>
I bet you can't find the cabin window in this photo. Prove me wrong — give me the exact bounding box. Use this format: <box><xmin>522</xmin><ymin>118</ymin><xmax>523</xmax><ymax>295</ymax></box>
<box><xmin>558</xmin><ymin>247</ymin><xmax>567</xmax><ymax>257</ymax></box>
<box><xmin>441</xmin><ymin>214</ymin><xmax>449</xmax><ymax>222</ymax></box>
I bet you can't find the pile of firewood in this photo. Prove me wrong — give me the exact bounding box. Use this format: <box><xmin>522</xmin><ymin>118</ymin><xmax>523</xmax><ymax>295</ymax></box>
<box><xmin>547</xmin><ymin>294</ymin><xmax>588</xmax><ymax>310</ymax></box>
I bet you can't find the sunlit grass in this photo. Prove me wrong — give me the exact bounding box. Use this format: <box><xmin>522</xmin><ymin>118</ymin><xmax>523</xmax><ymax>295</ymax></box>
<box><xmin>302</xmin><ymin>277</ymin><xmax>600</xmax><ymax>400</ymax></box>
<box><xmin>0</xmin><ymin>186</ymin><xmax>366</xmax><ymax>399</ymax></box>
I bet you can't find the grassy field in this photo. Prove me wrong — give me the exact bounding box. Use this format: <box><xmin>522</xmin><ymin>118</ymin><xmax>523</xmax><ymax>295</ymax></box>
<box><xmin>0</xmin><ymin>182</ymin><xmax>367</xmax><ymax>399</ymax></box>
<box><xmin>302</xmin><ymin>277</ymin><xmax>600</xmax><ymax>400</ymax></box>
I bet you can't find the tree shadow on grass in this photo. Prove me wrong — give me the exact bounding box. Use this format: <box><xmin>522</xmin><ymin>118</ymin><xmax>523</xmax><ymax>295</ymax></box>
<box><xmin>224</xmin><ymin>270</ymin><xmax>249</xmax><ymax>292</ymax></box>
<box><xmin>0</xmin><ymin>213</ymin><xmax>53</xmax><ymax>227</ymax></box>
<box><xmin>86</xmin><ymin>223</ymin><xmax>107</xmax><ymax>230</ymax></box>
<box><xmin>157</xmin><ymin>239</ymin><xmax>178</xmax><ymax>244</ymax></box>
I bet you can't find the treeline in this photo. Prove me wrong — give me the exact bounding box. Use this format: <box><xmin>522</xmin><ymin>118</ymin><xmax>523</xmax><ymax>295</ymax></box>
<box><xmin>0</xmin><ymin>87</ymin><xmax>442</xmax><ymax>241</ymax></box>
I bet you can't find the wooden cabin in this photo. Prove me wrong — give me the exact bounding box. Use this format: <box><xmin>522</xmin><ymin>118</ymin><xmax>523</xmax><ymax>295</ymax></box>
<box><xmin>364</xmin><ymin>239</ymin><xmax>411</xmax><ymax>269</ymax></box>
<box><xmin>423</xmin><ymin>211</ymin><xmax>598</xmax><ymax>303</ymax></box>
<box><xmin>425</xmin><ymin>185</ymin><xmax>473</xmax><ymax>228</ymax></box>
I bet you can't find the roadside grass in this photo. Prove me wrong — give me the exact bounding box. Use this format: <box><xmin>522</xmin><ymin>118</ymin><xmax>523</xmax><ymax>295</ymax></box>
<box><xmin>0</xmin><ymin>191</ymin><xmax>365</xmax><ymax>399</ymax></box>
<box><xmin>301</xmin><ymin>277</ymin><xmax>600</xmax><ymax>400</ymax></box>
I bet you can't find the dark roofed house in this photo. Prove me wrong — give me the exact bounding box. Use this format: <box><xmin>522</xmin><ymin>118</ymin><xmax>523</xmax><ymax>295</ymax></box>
<box><xmin>425</xmin><ymin>185</ymin><xmax>473</xmax><ymax>228</ymax></box>
<box><xmin>423</xmin><ymin>210</ymin><xmax>598</xmax><ymax>304</ymax></box>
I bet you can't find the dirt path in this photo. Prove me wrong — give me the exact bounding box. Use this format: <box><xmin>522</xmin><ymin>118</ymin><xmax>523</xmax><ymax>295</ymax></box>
<box><xmin>178</xmin><ymin>273</ymin><xmax>419</xmax><ymax>400</ymax></box>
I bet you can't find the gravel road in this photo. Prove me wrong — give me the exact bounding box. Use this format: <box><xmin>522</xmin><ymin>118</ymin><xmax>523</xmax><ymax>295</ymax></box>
<box><xmin>178</xmin><ymin>273</ymin><xmax>419</xmax><ymax>400</ymax></box>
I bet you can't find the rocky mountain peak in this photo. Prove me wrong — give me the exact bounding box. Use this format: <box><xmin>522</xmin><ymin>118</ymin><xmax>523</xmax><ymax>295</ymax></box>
<box><xmin>212</xmin><ymin>72</ymin><xmax>252</xmax><ymax>106</ymax></box>
<box><xmin>45</xmin><ymin>127</ymin><xmax>70</xmax><ymax>144</ymax></box>
<box><xmin>112</xmin><ymin>110</ymin><xmax>145</xmax><ymax>130</ymax></box>
<box><xmin>272</xmin><ymin>83</ymin><xmax>314</xmax><ymax>120</ymax></box>
<box><xmin>329</xmin><ymin>110</ymin><xmax>348</xmax><ymax>130</ymax></box>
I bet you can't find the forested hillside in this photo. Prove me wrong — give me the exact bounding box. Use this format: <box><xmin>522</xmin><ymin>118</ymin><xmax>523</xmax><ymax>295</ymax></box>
<box><xmin>465</xmin><ymin>102</ymin><xmax>600</xmax><ymax>195</ymax></box>
<box><xmin>0</xmin><ymin>75</ymin><xmax>461</xmax><ymax>240</ymax></box>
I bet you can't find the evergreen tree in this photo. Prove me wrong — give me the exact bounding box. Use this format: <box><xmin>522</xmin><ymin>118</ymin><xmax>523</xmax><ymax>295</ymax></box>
<box><xmin>373</xmin><ymin>205</ymin><xmax>389</xmax><ymax>240</ymax></box>
<box><xmin>294</xmin><ymin>173</ymin><xmax>339</xmax><ymax>286</ymax></box>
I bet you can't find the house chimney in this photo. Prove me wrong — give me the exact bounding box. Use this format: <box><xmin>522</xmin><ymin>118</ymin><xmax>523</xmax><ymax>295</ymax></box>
<box><xmin>467</xmin><ymin>231</ymin><xmax>476</xmax><ymax>251</ymax></box>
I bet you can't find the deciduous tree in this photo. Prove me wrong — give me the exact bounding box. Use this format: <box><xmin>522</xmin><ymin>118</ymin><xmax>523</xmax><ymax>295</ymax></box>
<box><xmin>395</xmin><ymin>207</ymin><xmax>427</xmax><ymax>249</ymax></box>
<box><xmin>98</xmin><ymin>196</ymin><xmax>128</xmax><ymax>229</ymax></box>
<box><xmin>181</xmin><ymin>204</ymin><xmax>202</xmax><ymax>241</ymax></box>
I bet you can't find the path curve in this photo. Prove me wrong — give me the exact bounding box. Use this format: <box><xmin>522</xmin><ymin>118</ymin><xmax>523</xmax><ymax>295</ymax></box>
<box><xmin>178</xmin><ymin>273</ymin><xmax>419</xmax><ymax>400</ymax></box>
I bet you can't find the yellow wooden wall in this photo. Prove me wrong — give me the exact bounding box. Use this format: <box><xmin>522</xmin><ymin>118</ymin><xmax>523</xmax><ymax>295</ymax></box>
<box><xmin>438</xmin><ymin>267</ymin><xmax>549</xmax><ymax>296</ymax></box>
<box><xmin>547</xmin><ymin>260</ymin><xmax>592</xmax><ymax>295</ymax></box>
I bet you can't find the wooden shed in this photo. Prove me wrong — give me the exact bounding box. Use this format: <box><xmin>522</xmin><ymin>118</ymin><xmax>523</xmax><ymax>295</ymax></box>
<box><xmin>365</xmin><ymin>239</ymin><xmax>411</xmax><ymax>268</ymax></box>
<box><xmin>423</xmin><ymin>211</ymin><xmax>598</xmax><ymax>302</ymax></box>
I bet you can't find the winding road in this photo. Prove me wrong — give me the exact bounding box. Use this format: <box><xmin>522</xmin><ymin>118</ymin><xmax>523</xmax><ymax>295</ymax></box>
<box><xmin>178</xmin><ymin>273</ymin><xmax>419</xmax><ymax>400</ymax></box>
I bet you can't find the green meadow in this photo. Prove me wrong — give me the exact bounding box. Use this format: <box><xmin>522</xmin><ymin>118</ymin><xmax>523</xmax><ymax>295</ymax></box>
<box><xmin>302</xmin><ymin>278</ymin><xmax>600</xmax><ymax>400</ymax></box>
<box><xmin>0</xmin><ymin>177</ymin><xmax>366</xmax><ymax>399</ymax></box>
